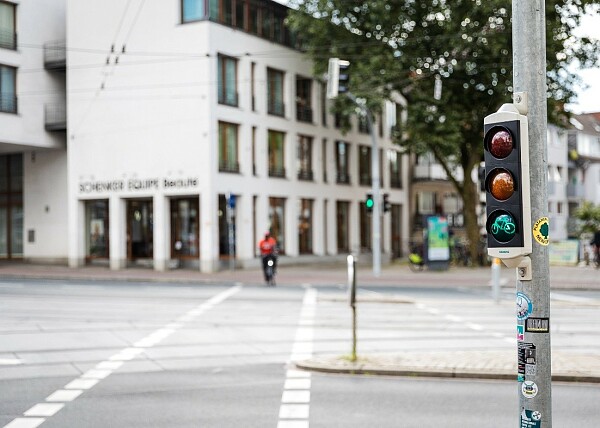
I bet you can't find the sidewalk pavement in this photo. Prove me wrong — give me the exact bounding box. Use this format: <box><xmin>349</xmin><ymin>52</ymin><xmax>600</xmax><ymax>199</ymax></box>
<box><xmin>0</xmin><ymin>260</ymin><xmax>599</xmax><ymax>290</ymax></box>
<box><xmin>2</xmin><ymin>261</ymin><xmax>599</xmax><ymax>383</ymax></box>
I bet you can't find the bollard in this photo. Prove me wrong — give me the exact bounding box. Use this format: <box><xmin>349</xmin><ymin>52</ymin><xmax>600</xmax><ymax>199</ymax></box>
<box><xmin>347</xmin><ymin>254</ymin><xmax>357</xmax><ymax>361</ymax></box>
<box><xmin>491</xmin><ymin>257</ymin><xmax>501</xmax><ymax>304</ymax></box>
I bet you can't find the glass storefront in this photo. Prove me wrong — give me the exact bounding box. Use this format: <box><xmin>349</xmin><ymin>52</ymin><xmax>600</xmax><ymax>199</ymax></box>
<box><xmin>170</xmin><ymin>197</ymin><xmax>199</xmax><ymax>259</ymax></box>
<box><xmin>0</xmin><ymin>154</ymin><xmax>23</xmax><ymax>258</ymax></box>
<box><xmin>336</xmin><ymin>200</ymin><xmax>349</xmax><ymax>253</ymax></box>
<box><xmin>298</xmin><ymin>198</ymin><xmax>313</xmax><ymax>254</ymax></box>
<box><xmin>127</xmin><ymin>199</ymin><xmax>153</xmax><ymax>260</ymax></box>
<box><xmin>269</xmin><ymin>197</ymin><xmax>285</xmax><ymax>254</ymax></box>
<box><xmin>85</xmin><ymin>200</ymin><xmax>109</xmax><ymax>259</ymax></box>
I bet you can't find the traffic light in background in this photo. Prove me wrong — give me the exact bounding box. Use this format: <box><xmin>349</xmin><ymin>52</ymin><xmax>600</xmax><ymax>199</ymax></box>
<box><xmin>483</xmin><ymin>104</ymin><xmax>532</xmax><ymax>259</ymax></box>
<box><xmin>383</xmin><ymin>193</ymin><xmax>391</xmax><ymax>212</ymax></box>
<box><xmin>365</xmin><ymin>193</ymin><xmax>374</xmax><ymax>213</ymax></box>
<box><xmin>326</xmin><ymin>58</ymin><xmax>351</xmax><ymax>99</ymax></box>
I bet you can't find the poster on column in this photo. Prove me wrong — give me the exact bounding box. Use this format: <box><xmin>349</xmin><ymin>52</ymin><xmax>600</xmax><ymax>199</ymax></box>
<box><xmin>427</xmin><ymin>216</ymin><xmax>450</xmax><ymax>261</ymax></box>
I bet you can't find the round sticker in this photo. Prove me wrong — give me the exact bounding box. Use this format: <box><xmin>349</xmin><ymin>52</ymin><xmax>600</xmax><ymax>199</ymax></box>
<box><xmin>533</xmin><ymin>217</ymin><xmax>549</xmax><ymax>246</ymax></box>
<box><xmin>517</xmin><ymin>292</ymin><xmax>533</xmax><ymax>320</ymax></box>
<box><xmin>522</xmin><ymin>381</ymin><xmax>538</xmax><ymax>399</ymax></box>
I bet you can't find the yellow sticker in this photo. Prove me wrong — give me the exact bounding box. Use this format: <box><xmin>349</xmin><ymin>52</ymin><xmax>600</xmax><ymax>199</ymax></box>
<box><xmin>533</xmin><ymin>217</ymin><xmax>549</xmax><ymax>246</ymax></box>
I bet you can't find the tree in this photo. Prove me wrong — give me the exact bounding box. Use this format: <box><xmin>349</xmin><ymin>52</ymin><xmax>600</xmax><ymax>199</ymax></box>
<box><xmin>287</xmin><ymin>0</ymin><xmax>600</xmax><ymax>264</ymax></box>
<box><xmin>574</xmin><ymin>201</ymin><xmax>600</xmax><ymax>236</ymax></box>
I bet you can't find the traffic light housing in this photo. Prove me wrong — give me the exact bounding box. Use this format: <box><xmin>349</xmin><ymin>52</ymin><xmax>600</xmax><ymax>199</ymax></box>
<box><xmin>365</xmin><ymin>193</ymin><xmax>374</xmax><ymax>213</ymax></box>
<box><xmin>326</xmin><ymin>58</ymin><xmax>351</xmax><ymax>98</ymax></box>
<box><xmin>383</xmin><ymin>193</ymin><xmax>391</xmax><ymax>212</ymax></box>
<box><xmin>483</xmin><ymin>104</ymin><xmax>532</xmax><ymax>260</ymax></box>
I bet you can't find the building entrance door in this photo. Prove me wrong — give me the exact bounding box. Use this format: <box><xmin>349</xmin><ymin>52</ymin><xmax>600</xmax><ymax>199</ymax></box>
<box><xmin>0</xmin><ymin>154</ymin><xmax>23</xmax><ymax>259</ymax></box>
<box><xmin>170</xmin><ymin>197</ymin><xmax>199</xmax><ymax>262</ymax></box>
<box><xmin>127</xmin><ymin>199</ymin><xmax>153</xmax><ymax>261</ymax></box>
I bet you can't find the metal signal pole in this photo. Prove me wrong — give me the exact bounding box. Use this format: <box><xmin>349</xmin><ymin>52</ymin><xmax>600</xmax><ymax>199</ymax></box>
<box><xmin>513</xmin><ymin>1</ymin><xmax>551</xmax><ymax>426</ymax></box>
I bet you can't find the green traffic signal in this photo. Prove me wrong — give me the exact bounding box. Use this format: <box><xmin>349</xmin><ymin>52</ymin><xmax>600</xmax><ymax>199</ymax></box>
<box><xmin>366</xmin><ymin>199</ymin><xmax>374</xmax><ymax>208</ymax></box>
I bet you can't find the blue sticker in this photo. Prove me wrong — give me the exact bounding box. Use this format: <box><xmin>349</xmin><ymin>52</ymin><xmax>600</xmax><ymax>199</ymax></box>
<box><xmin>517</xmin><ymin>292</ymin><xmax>533</xmax><ymax>320</ymax></box>
<box><xmin>517</xmin><ymin>374</ymin><xmax>525</xmax><ymax>382</ymax></box>
<box><xmin>517</xmin><ymin>324</ymin><xmax>524</xmax><ymax>341</ymax></box>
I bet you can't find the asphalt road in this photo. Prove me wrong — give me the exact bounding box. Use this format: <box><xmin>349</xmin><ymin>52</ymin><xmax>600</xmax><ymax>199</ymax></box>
<box><xmin>1</xmin><ymin>279</ymin><xmax>599</xmax><ymax>427</ymax></box>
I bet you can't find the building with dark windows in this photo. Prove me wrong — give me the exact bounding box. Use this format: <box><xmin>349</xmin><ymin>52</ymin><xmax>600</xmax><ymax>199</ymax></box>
<box><xmin>1</xmin><ymin>0</ymin><xmax>411</xmax><ymax>271</ymax></box>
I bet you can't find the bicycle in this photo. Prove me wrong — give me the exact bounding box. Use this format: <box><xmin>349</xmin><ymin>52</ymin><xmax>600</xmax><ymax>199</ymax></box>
<box><xmin>263</xmin><ymin>253</ymin><xmax>277</xmax><ymax>286</ymax></box>
<box><xmin>408</xmin><ymin>241</ymin><xmax>425</xmax><ymax>272</ymax></box>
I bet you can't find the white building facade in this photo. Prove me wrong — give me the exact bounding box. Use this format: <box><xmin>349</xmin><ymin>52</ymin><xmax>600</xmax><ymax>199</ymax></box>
<box><xmin>64</xmin><ymin>0</ymin><xmax>410</xmax><ymax>272</ymax></box>
<box><xmin>0</xmin><ymin>0</ymin><xmax>67</xmax><ymax>262</ymax></box>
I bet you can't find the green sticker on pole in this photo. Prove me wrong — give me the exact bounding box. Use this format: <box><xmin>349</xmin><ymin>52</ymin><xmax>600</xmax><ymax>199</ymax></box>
<box><xmin>520</xmin><ymin>409</ymin><xmax>541</xmax><ymax>427</ymax></box>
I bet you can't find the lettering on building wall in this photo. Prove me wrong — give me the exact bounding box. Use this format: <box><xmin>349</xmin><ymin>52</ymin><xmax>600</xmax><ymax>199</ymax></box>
<box><xmin>79</xmin><ymin>177</ymin><xmax>199</xmax><ymax>193</ymax></box>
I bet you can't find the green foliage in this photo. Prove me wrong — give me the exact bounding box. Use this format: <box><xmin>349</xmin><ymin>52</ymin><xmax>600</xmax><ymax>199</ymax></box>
<box><xmin>574</xmin><ymin>202</ymin><xmax>600</xmax><ymax>235</ymax></box>
<box><xmin>287</xmin><ymin>0</ymin><xmax>599</xmax><ymax>259</ymax></box>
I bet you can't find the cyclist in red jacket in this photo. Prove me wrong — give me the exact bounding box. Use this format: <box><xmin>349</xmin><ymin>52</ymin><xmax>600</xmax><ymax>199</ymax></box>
<box><xmin>258</xmin><ymin>231</ymin><xmax>278</xmax><ymax>283</ymax></box>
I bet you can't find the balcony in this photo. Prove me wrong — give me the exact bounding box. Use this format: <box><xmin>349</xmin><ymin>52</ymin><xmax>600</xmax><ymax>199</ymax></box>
<box><xmin>567</xmin><ymin>183</ymin><xmax>584</xmax><ymax>199</ymax></box>
<box><xmin>44</xmin><ymin>41</ymin><xmax>66</xmax><ymax>70</ymax></box>
<box><xmin>45</xmin><ymin>103</ymin><xmax>66</xmax><ymax>131</ymax></box>
<box><xmin>336</xmin><ymin>172</ymin><xmax>351</xmax><ymax>185</ymax></box>
<box><xmin>269</xmin><ymin>165</ymin><xmax>286</xmax><ymax>178</ymax></box>
<box><xmin>0</xmin><ymin>29</ymin><xmax>17</xmax><ymax>50</ymax></box>
<box><xmin>268</xmin><ymin>100</ymin><xmax>285</xmax><ymax>117</ymax></box>
<box><xmin>297</xmin><ymin>169</ymin><xmax>313</xmax><ymax>181</ymax></box>
<box><xmin>218</xmin><ymin>92</ymin><xmax>238</xmax><ymax>107</ymax></box>
<box><xmin>0</xmin><ymin>93</ymin><xmax>17</xmax><ymax>114</ymax></box>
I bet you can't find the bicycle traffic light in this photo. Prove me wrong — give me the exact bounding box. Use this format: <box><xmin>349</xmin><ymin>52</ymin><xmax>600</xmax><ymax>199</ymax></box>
<box><xmin>365</xmin><ymin>193</ymin><xmax>374</xmax><ymax>213</ymax></box>
<box><xmin>483</xmin><ymin>104</ymin><xmax>532</xmax><ymax>259</ymax></box>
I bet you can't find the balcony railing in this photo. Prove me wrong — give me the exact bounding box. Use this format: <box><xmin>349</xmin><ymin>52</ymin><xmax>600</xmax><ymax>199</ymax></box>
<box><xmin>268</xmin><ymin>100</ymin><xmax>285</xmax><ymax>117</ymax></box>
<box><xmin>218</xmin><ymin>92</ymin><xmax>239</xmax><ymax>107</ymax></box>
<box><xmin>0</xmin><ymin>94</ymin><xmax>17</xmax><ymax>114</ymax></box>
<box><xmin>44</xmin><ymin>41</ymin><xmax>66</xmax><ymax>70</ymax></box>
<box><xmin>269</xmin><ymin>165</ymin><xmax>286</xmax><ymax>178</ymax></box>
<box><xmin>567</xmin><ymin>183</ymin><xmax>584</xmax><ymax>198</ymax></box>
<box><xmin>0</xmin><ymin>29</ymin><xmax>17</xmax><ymax>50</ymax></box>
<box><xmin>390</xmin><ymin>177</ymin><xmax>402</xmax><ymax>189</ymax></box>
<box><xmin>296</xmin><ymin>104</ymin><xmax>313</xmax><ymax>123</ymax></box>
<box><xmin>336</xmin><ymin>172</ymin><xmax>351</xmax><ymax>184</ymax></box>
<box><xmin>219</xmin><ymin>160</ymin><xmax>240</xmax><ymax>173</ymax></box>
<box><xmin>297</xmin><ymin>169</ymin><xmax>313</xmax><ymax>181</ymax></box>
<box><xmin>45</xmin><ymin>103</ymin><xmax>66</xmax><ymax>131</ymax></box>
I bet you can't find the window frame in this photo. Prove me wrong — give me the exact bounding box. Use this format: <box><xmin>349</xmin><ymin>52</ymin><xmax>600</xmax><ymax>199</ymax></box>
<box><xmin>217</xmin><ymin>53</ymin><xmax>238</xmax><ymax>107</ymax></box>
<box><xmin>218</xmin><ymin>121</ymin><xmax>240</xmax><ymax>173</ymax></box>
<box><xmin>267</xmin><ymin>67</ymin><xmax>285</xmax><ymax>117</ymax></box>
<box><xmin>0</xmin><ymin>1</ymin><xmax>16</xmax><ymax>50</ymax></box>
<box><xmin>297</xmin><ymin>134</ymin><xmax>313</xmax><ymax>181</ymax></box>
<box><xmin>0</xmin><ymin>64</ymin><xmax>17</xmax><ymax>114</ymax></box>
<box><xmin>268</xmin><ymin>129</ymin><xmax>286</xmax><ymax>178</ymax></box>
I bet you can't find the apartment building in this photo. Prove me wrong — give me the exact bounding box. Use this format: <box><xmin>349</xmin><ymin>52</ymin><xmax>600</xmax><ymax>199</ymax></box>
<box><xmin>0</xmin><ymin>0</ymin><xmax>67</xmax><ymax>262</ymax></box>
<box><xmin>63</xmin><ymin>0</ymin><xmax>410</xmax><ymax>272</ymax></box>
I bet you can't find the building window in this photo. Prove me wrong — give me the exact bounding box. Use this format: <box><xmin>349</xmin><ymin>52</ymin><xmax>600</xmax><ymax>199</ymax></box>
<box><xmin>388</xmin><ymin>150</ymin><xmax>402</xmax><ymax>188</ymax></box>
<box><xmin>267</xmin><ymin>68</ymin><xmax>285</xmax><ymax>116</ymax></box>
<box><xmin>336</xmin><ymin>201</ymin><xmax>350</xmax><ymax>252</ymax></box>
<box><xmin>297</xmin><ymin>135</ymin><xmax>313</xmax><ymax>181</ymax></box>
<box><xmin>336</xmin><ymin>141</ymin><xmax>351</xmax><ymax>184</ymax></box>
<box><xmin>218</xmin><ymin>54</ymin><xmax>238</xmax><ymax>106</ymax></box>
<box><xmin>0</xmin><ymin>154</ymin><xmax>23</xmax><ymax>259</ymax></box>
<box><xmin>0</xmin><ymin>1</ymin><xmax>16</xmax><ymax>50</ymax></box>
<box><xmin>298</xmin><ymin>199</ymin><xmax>313</xmax><ymax>254</ymax></box>
<box><xmin>320</xmin><ymin>84</ymin><xmax>328</xmax><ymax>126</ymax></box>
<box><xmin>218</xmin><ymin>194</ymin><xmax>236</xmax><ymax>257</ymax></box>
<box><xmin>248</xmin><ymin>2</ymin><xmax>259</xmax><ymax>35</ymax></box>
<box><xmin>85</xmin><ymin>200</ymin><xmax>109</xmax><ymax>260</ymax></box>
<box><xmin>251</xmin><ymin>62</ymin><xmax>256</xmax><ymax>111</ymax></box>
<box><xmin>358</xmin><ymin>114</ymin><xmax>370</xmax><ymax>134</ymax></box>
<box><xmin>417</xmin><ymin>191</ymin><xmax>436</xmax><ymax>215</ymax></box>
<box><xmin>269</xmin><ymin>197</ymin><xmax>286</xmax><ymax>254</ymax></box>
<box><xmin>218</xmin><ymin>121</ymin><xmax>239</xmax><ymax>173</ymax></box>
<box><xmin>170</xmin><ymin>197</ymin><xmax>199</xmax><ymax>259</ymax></box>
<box><xmin>358</xmin><ymin>145</ymin><xmax>371</xmax><ymax>186</ymax></box>
<box><xmin>390</xmin><ymin>102</ymin><xmax>403</xmax><ymax>138</ymax></box>
<box><xmin>334</xmin><ymin>113</ymin><xmax>350</xmax><ymax>130</ymax></box>
<box><xmin>182</xmin><ymin>0</ymin><xmax>205</xmax><ymax>22</ymax></box>
<box><xmin>252</xmin><ymin>126</ymin><xmax>257</xmax><ymax>176</ymax></box>
<box><xmin>322</xmin><ymin>138</ymin><xmax>327</xmax><ymax>183</ymax></box>
<box><xmin>296</xmin><ymin>76</ymin><xmax>312</xmax><ymax>122</ymax></box>
<box><xmin>268</xmin><ymin>130</ymin><xmax>285</xmax><ymax>178</ymax></box>
<box><xmin>359</xmin><ymin>201</ymin><xmax>372</xmax><ymax>252</ymax></box>
<box><xmin>0</xmin><ymin>64</ymin><xmax>16</xmax><ymax>113</ymax></box>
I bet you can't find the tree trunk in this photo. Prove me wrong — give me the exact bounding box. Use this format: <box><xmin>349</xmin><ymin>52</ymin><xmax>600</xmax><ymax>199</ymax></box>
<box><xmin>461</xmin><ymin>173</ymin><xmax>481</xmax><ymax>266</ymax></box>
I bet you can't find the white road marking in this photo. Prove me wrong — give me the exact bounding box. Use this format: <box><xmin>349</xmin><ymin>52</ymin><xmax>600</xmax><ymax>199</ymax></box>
<box><xmin>45</xmin><ymin>390</ymin><xmax>82</xmax><ymax>402</ymax></box>
<box><xmin>550</xmin><ymin>292</ymin><xmax>593</xmax><ymax>303</ymax></box>
<box><xmin>278</xmin><ymin>288</ymin><xmax>317</xmax><ymax>428</ymax></box>
<box><xmin>2</xmin><ymin>285</ymin><xmax>241</xmax><ymax>428</ymax></box>
<box><xmin>0</xmin><ymin>358</ymin><xmax>22</xmax><ymax>365</ymax></box>
<box><xmin>466</xmin><ymin>322</ymin><xmax>484</xmax><ymax>331</ymax></box>
<box><xmin>24</xmin><ymin>404</ymin><xmax>64</xmax><ymax>417</ymax></box>
<box><xmin>3</xmin><ymin>418</ymin><xmax>45</xmax><ymax>428</ymax></box>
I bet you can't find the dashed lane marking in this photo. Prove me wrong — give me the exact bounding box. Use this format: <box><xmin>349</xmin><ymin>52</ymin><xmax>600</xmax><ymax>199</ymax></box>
<box><xmin>2</xmin><ymin>285</ymin><xmax>242</xmax><ymax>428</ymax></box>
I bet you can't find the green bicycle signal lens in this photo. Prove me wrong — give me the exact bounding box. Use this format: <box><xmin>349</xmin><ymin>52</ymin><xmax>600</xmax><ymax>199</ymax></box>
<box><xmin>488</xmin><ymin>211</ymin><xmax>517</xmax><ymax>243</ymax></box>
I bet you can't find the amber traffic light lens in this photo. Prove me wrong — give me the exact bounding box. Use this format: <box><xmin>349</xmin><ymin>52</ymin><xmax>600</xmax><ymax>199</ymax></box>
<box><xmin>488</xmin><ymin>129</ymin><xmax>513</xmax><ymax>158</ymax></box>
<box><xmin>489</xmin><ymin>170</ymin><xmax>515</xmax><ymax>201</ymax></box>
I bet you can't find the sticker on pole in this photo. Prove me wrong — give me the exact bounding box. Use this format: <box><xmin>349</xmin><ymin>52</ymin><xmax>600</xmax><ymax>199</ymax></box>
<box><xmin>520</xmin><ymin>409</ymin><xmax>541</xmax><ymax>428</ymax></box>
<box><xmin>521</xmin><ymin>381</ymin><xmax>538</xmax><ymax>399</ymax></box>
<box><xmin>532</xmin><ymin>217</ymin><xmax>549</xmax><ymax>246</ymax></box>
<box><xmin>517</xmin><ymin>292</ymin><xmax>533</xmax><ymax>320</ymax></box>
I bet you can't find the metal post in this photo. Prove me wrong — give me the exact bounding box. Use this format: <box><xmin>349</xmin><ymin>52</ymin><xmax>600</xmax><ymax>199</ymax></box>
<box><xmin>366</xmin><ymin>109</ymin><xmax>382</xmax><ymax>278</ymax></box>
<box><xmin>491</xmin><ymin>257</ymin><xmax>501</xmax><ymax>304</ymax></box>
<box><xmin>347</xmin><ymin>255</ymin><xmax>357</xmax><ymax>361</ymax></box>
<box><xmin>513</xmin><ymin>1</ymin><xmax>551</xmax><ymax>425</ymax></box>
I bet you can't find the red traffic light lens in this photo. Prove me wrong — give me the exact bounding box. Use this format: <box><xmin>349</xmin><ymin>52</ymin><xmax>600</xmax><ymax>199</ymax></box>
<box><xmin>488</xmin><ymin>129</ymin><xmax>513</xmax><ymax>158</ymax></box>
<box><xmin>488</xmin><ymin>169</ymin><xmax>515</xmax><ymax>201</ymax></box>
